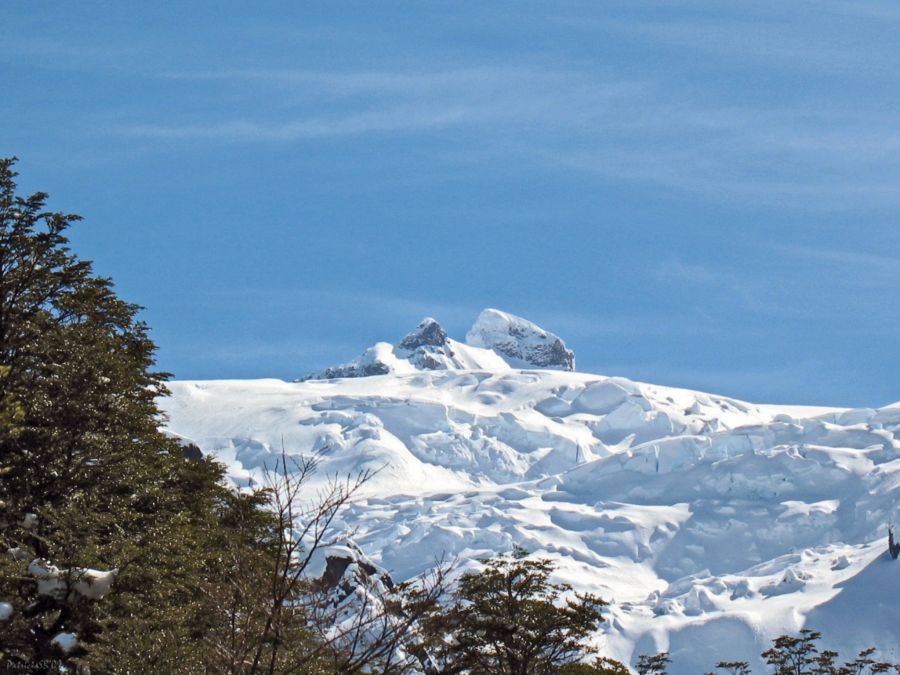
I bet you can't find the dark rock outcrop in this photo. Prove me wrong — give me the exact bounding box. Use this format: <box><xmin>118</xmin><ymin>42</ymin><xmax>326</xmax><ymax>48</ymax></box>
<box><xmin>397</xmin><ymin>318</ymin><xmax>449</xmax><ymax>351</ymax></box>
<box><xmin>309</xmin><ymin>360</ymin><xmax>391</xmax><ymax>380</ymax></box>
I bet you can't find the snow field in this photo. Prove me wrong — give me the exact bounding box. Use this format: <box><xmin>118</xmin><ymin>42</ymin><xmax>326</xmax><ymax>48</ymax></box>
<box><xmin>161</xmin><ymin>369</ymin><xmax>900</xmax><ymax>673</ymax></box>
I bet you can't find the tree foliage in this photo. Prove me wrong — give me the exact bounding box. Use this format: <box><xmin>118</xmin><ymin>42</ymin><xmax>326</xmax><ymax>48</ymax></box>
<box><xmin>760</xmin><ymin>630</ymin><xmax>896</xmax><ymax>675</ymax></box>
<box><xmin>559</xmin><ymin>656</ymin><xmax>632</xmax><ymax>675</ymax></box>
<box><xmin>0</xmin><ymin>158</ymin><xmax>322</xmax><ymax>673</ymax></box>
<box><xmin>430</xmin><ymin>546</ymin><xmax>608</xmax><ymax>675</ymax></box>
<box><xmin>711</xmin><ymin>661</ymin><xmax>752</xmax><ymax>675</ymax></box>
<box><xmin>636</xmin><ymin>652</ymin><xmax>671</xmax><ymax>675</ymax></box>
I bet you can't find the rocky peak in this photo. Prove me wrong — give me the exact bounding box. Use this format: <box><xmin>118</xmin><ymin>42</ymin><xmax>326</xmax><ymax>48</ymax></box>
<box><xmin>300</xmin><ymin>309</ymin><xmax>572</xmax><ymax>381</ymax></box>
<box><xmin>396</xmin><ymin>318</ymin><xmax>450</xmax><ymax>352</ymax></box>
<box><xmin>465</xmin><ymin>308</ymin><xmax>575</xmax><ymax>371</ymax></box>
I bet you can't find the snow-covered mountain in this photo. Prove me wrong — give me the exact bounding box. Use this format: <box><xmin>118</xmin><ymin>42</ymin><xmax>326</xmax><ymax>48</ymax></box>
<box><xmin>160</xmin><ymin>310</ymin><xmax>900</xmax><ymax>673</ymax></box>
<box><xmin>301</xmin><ymin>309</ymin><xmax>573</xmax><ymax>380</ymax></box>
<box><xmin>466</xmin><ymin>308</ymin><xmax>575</xmax><ymax>371</ymax></box>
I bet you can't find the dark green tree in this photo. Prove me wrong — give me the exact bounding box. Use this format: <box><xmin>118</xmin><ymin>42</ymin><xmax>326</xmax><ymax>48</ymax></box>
<box><xmin>0</xmin><ymin>158</ymin><xmax>328</xmax><ymax>673</ymax></box>
<box><xmin>762</xmin><ymin>629</ymin><xmax>822</xmax><ymax>675</ymax></box>
<box><xmin>433</xmin><ymin>546</ymin><xmax>607</xmax><ymax>675</ymax></box>
<box><xmin>839</xmin><ymin>647</ymin><xmax>895</xmax><ymax>675</ymax></box>
<box><xmin>713</xmin><ymin>661</ymin><xmax>752</xmax><ymax>675</ymax></box>
<box><xmin>636</xmin><ymin>652</ymin><xmax>671</xmax><ymax>675</ymax></box>
<box><xmin>758</xmin><ymin>632</ymin><xmax>898</xmax><ymax>675</ymax></box>
<box><xmin>559</xmin><ymin>656</ymin><xmax>631</xmax><ymax>674</ymax></box>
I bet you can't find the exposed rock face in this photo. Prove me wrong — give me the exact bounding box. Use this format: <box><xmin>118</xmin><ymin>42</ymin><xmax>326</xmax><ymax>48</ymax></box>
<box><xmin>308</xmin><ymin>359</ymin><xmax>391</xmax><ymax>380</ymax></box>
<box><xmin>301</xmin><ymin>309</ymin><xmax>572</xmax><ymax>380</ymax></box>
<box><xmin>179</xmin><ymin>441</ymin><xmax>203</xmax><ymax>462</ymax></box>
<box><xmin>317</xmin><ymin>543</ymin><xmax>394</xmax><ymax>600</ymax></box>
<box><xmin>164</xmin><ymin>431</ymin><xmax>205</xmax><ymax>462</ymax></box>
<box><xmin>465</xmin><ymin>308</ymin><xmax>575</xmax><ymax>371</ymax></box>
<box><xmin>302</xmin><ymin>318</ymin><xmax>461</xmax><ymax>381</ymax></box>
<box><xmin>397</xmin><ymin>318</ymin><xmax>449</xmax><ymax>351</ymax></box>
<box><xmin>396</xmin><ymin>318</ymin><xmax>458</xmax><ymax>371</ymax></box>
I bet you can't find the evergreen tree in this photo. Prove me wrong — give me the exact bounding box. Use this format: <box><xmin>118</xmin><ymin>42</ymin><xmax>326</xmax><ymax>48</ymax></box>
<box><xmin>0</xmin><ymin>158</ymin><xmax>323</xmax><ymax>673</ymax></box>
<box><xmin>433</xmin><ymin>546</ymin><xmax>607</xmax><ymax>675</ymax></box>
<box><xmin>636</xmin><ymin>652</ymin><xmax>671</xmax><ymax>675</ymax></box>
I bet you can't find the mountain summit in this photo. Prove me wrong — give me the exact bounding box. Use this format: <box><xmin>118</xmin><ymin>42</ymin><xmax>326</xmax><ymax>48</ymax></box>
<box><xmin>302</xmin><ymin>309</ymin><xmax>576</xmax><ymax>380</ymax></box>
<box><xmin>466</xmin><ymin>308</ymin><xmax>575</xmax><ymax>371</ymax></box>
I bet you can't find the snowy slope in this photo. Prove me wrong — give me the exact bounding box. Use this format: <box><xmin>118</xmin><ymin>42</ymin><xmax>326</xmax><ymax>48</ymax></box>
<box><xmin>160</xmin><ymin>315</ymin><xmax>900</xmax><ymax>672</ymax></box>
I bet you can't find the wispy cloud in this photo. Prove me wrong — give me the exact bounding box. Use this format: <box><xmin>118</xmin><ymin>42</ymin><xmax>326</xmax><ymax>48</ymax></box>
<box><xmin>779</xmin><ymin>244</ymin><xmax>900</xmax><ymax>289</ymax></box>
<box><xmin>653</xmin><ymin>259</ymin><xmax>718</xmax><ymax>285</ymax></box>
<box><xmin>578</xmin><ymin>17</ymin><xmax>875</xmax><ymax>74</ymax></box>
<box><xmin>558</xmin><ymin>1</ymin><xmax>900</xmax><ymax>75</ymax></box>
<box><xmin>112</xmin><ymin>62</ymin><xmax>900</xmax><ymax>208</ymax></box>
<box><xmin>816</xmin><ymin>0</ymin><xmax>900</xmax><ymax>23</ymax></box>
<box><xmin>13</xmin><ymin>2</ymin><xmax>898</xmax><ymax>210</ymax></box>
<box><xmin>162</xmin><ymin>65</ymin><xmax>553</xmax><ymax>93</ymax></box>
<box><xmin>119</xmin><ymin>106</ymin><xmax>472</xmax><ymax>141</ymax></box>
<box><xmin>117</xmin><ymin>66</ymin><xmax>640</xmax><ymax>141</ymax></box>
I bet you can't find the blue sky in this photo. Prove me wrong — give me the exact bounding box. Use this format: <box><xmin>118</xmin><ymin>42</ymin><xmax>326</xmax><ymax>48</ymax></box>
<box><xmin>3</xmin><ymin>1</ymin><xmax>899</xmax><ymax>406</ymax></box>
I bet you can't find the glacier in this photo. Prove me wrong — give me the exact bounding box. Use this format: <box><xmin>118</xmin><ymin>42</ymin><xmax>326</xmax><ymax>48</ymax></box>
<box><xmin>159</xmin><ymin>311</ymin><xmax>900</xmax><ymax>672</ymax></box>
